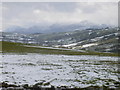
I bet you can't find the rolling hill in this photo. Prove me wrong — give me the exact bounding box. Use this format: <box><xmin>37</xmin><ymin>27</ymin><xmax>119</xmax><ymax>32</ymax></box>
<box><xmin>2</xmin><ymin>27</ymin><xmax>119</xmax><ymax>54</ymax></box>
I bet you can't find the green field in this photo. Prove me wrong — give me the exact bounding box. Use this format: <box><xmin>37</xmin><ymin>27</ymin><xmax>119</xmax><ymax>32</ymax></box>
<box><xmin>0</xmin><ymin>41</ymin><xmax>2</xmax><ymax>51</ymax></box>
<box><xmin>0</xmin><ymin>41</ymin><xmax>119</xmax><ymax>56</ymax></box>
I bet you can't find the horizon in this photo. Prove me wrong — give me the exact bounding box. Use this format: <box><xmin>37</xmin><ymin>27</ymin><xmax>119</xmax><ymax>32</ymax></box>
<box><xmin>1</xmin><ymin>2</ymin><xmax>118</xmax><ymax>33</ymax></box>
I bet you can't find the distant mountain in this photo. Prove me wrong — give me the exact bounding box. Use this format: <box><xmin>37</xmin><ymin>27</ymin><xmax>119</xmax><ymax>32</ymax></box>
<box><xmin>5</xmin><ymin>26</ymin><xmax>27</xmax><ymax>33</ymax></box>
<box><xmin>4</xmin><ymin>21</ymin><xmax>112</xmax><ymax>34</ymax></box>
<box><xmin>2</xmin><ymin>27</ymin><xmax>119</xmax><ymax>53</ymax></box>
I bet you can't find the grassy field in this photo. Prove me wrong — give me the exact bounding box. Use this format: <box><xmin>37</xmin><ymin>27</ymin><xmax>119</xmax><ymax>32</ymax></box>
<box><xmin>0</xmin><ymin>41</ymin><xmax>2</xmax><ymax>51</ymax></box>
<box><xmin>0</xmin><ymin>41</ymin><xmax>119</xmax><ymax>56</ymax></box>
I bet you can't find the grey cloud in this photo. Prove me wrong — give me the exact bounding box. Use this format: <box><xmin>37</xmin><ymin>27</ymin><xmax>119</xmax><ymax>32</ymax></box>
<box><xmin>2</xmin><ymin>2</ymin><xmax>118</xmax><ymax>30</ymax></box>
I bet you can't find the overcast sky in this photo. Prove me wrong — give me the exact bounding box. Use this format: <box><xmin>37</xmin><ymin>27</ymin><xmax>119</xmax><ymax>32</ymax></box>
<box><xmin>1</xmin><ymin>2</ymin><xmax>118</xmax><ymax>30</ymax></box>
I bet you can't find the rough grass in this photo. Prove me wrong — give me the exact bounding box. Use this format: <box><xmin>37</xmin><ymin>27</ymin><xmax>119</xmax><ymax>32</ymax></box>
<box><xmin>0</xmin><ymin>41</ymin><xmax>2</xmax><ymax>51</ymax></box>
<box><xmin>1</xmin><ymin>41</ymin><xmax>119</xmax><ymax>56</ymax></box>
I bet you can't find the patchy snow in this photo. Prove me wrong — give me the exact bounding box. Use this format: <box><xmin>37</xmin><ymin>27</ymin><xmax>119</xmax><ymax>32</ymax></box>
<box><xmin>82</xmin><ymin>43</ymin><xmax>98</xmax><ymax>48</ymax></box>
<box><xmin>104</xmin><ymin>33</ymin><xmax>114</xmax><ymax>37</ymax></box>
<box><xmin>0</xmin><ymin>54</ymin><xmax>119</xmax><ymax>88</ymax></box>
<box><xmin>90</xmin><ymin>36</ymin><xmax>104</xmax><ymax>41</ymax></box>
<box><xmin>114</xmin><ymin>33</ymin><xmax>118</xmax><ymax>36</ymax></box>
<box><xmin>89</xmin><ymin>32</ymin><xmax>92</xmax><ymax>35</ymax></box>
<box><xmin>62</xmin><ymin>43</ymin><xmax>77</xmax><ymax>47</ymax></box>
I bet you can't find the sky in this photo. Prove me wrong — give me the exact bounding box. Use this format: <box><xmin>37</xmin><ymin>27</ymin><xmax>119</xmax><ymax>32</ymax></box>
<box><xmin>1</xmin><ymin>1</ymin><xmax>118</xmax><ymax>31</ymax></box>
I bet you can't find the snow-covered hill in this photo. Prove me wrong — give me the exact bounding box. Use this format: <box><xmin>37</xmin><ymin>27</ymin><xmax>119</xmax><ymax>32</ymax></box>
<box><xmin>2</xmin><ymin>27</ymin><xmax>119</xmax><ymax>53</ymax></box>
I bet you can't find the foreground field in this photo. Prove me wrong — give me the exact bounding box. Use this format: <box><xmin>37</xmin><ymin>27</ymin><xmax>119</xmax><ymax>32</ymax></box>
<box><xmin>0</xmin><ymin>54</ymin><xmax>120</xmax><ymax>89</ymax></box>
<box><xmin>0</xmin><ymin>41</ymin><xmax>120</xmax><ymax>89</ymax></box>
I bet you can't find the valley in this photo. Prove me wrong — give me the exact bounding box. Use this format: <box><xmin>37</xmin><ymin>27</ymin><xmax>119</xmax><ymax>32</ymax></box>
<box><xmin>1</xmin><ymin>27</ymin><xmax>119</xmax><ymax>54</ymax></box>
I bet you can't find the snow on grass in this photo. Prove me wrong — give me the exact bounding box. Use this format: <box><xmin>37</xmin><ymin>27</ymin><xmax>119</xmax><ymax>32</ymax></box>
<box><xmin>82</xmin><ymin>43</ymin><xmax>98</xmax><ymax>48</ymax></box>
<box><xmin>62</xmin><ymin>43</ymin><xmax>78</xmax><ymax>47</ymax></box>
<box><xmin>1</xmin><ymin>54</ymin><xmax>119</xmax><ymax>88</ymax></box>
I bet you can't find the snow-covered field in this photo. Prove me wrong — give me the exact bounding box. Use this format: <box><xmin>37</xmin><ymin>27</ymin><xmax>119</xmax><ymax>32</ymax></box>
<box><xmin>0</xmin><ymin>54</ymin><xmax>119</xmax><ymax>88</ymax></box>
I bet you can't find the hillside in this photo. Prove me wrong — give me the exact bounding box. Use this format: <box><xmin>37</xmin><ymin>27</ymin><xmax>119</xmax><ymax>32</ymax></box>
<box><xmin>1</xmin><ymin>41</ymin><xmax>119</xmax><ymax>56</ymax></box>
<box><xmin>30</xmin><ymin>27</ymin><xmax>119</xmax><ymax>53</ymax></box>
<box><xmin>2</xmin><ymin>27</ymin><xmax>119</xmax><ymax>54</ymax></box>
